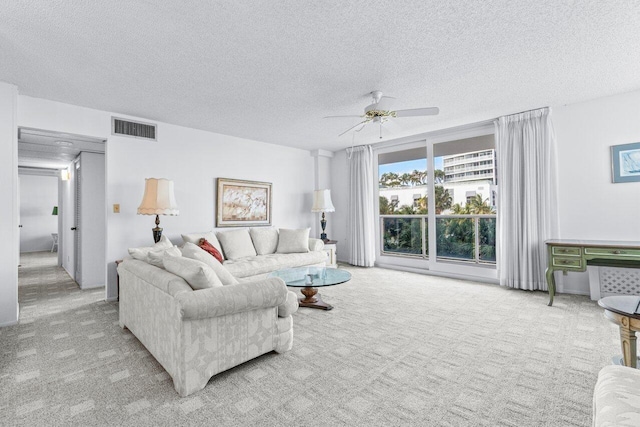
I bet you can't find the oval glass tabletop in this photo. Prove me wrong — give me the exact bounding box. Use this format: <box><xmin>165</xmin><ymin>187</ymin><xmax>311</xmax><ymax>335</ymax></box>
<box><xmin>269</xmin><ymin>266</ymin><xmax>351</xmax><ymax>288</ymax></box>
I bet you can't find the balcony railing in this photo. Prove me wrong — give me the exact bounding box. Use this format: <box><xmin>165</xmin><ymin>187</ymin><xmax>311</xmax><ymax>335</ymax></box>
<box><xmin>380</xmin><ymin>214</ymin><xmax>496</xmax><ymax>264</ymax></box>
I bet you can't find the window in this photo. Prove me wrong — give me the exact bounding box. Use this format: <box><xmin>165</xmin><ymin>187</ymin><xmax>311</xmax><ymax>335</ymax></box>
<box><xmin>377</xmin><ymin>133</ymin><xmax>497</xmax><ymax>269</ymax></box>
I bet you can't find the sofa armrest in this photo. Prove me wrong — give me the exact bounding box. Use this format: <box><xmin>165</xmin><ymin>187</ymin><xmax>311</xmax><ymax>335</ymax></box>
<box><xmin>309</xmin><ymin>238</ymin><xmax>325</xmax><ymax>252</ymax></box>
<box><xmin>176</xmin><ymin>277</ymin><xmax>288</xmax><ymax>320</ymax></box>
<box><xmin>278</xmin><ymin>291</ymin><xmax>299</xmax><ymax>317</ymax></box>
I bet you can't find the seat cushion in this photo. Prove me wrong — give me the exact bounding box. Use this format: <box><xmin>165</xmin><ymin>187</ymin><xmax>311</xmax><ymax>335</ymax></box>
<box><xmin>593</xmin><ymin>364</ymin><xmax>640</xmax><ymax>427</ymax></box>
<box><xmin>224</xmin><ymin>251</ymin><xmax>327</xmax><ymax>278</ymax></box>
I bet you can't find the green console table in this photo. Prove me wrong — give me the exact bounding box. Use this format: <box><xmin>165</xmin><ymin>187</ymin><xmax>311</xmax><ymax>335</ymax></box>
<box><xmin>545</xmin><ymin>239</ymin><xmax>640</xmax><ymax>306</ymax></box>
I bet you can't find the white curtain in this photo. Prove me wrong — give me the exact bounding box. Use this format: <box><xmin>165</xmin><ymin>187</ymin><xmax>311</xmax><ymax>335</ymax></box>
<box><xmin>347</xmin><ymin>145</ymin><xmax>376</xmax><ymax>267</ymax></box>
<box><xmin>495</xmin><ymin>108</ymin><xmax>558</xmax><ymax>290</ymax></box>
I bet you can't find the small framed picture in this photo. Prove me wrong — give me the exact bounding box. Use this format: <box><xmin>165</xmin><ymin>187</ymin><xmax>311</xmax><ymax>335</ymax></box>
<box><xmin>216</xmin><ymin>178</ymin><xmax>272</xmax><ymax>227</ymax></box>
<box><xmin>611</xmin><ymin>142</ymin><xmax>640</xmax><ymax>183</ymax></box>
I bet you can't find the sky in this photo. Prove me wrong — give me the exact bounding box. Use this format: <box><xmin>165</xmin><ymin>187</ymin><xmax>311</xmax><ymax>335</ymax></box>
<box><xmin>378</xmin><ymin>157</ymin><xmax>444</xmax><ymax>178</ymax></box>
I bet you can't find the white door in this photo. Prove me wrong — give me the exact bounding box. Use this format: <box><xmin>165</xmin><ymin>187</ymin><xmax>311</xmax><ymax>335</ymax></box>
<box><xmin>73</xmin><ymin>161</ymin><xmax>81</xmax><ymax>284</ymax></box>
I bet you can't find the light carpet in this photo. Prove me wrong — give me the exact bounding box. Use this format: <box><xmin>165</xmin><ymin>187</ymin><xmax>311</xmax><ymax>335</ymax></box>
<box><xmin>0</xmin><ymin>252</ymin><xmax>621</xmax><ymax>426</ymax></box>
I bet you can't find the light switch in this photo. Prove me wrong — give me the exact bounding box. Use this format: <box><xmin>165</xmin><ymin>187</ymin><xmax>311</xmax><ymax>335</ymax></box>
<box><xmin>113</xmin><ymin>204</ymin><xmax>120</xmax><ymax>213</ymax></box>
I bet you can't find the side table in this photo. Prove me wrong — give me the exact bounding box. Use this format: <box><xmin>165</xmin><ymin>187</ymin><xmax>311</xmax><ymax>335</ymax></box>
<box><xmin>598</xmin><ymin>296</ymin><xmax>640</xmax><ymax>368</ymax></box>
<box><xmin>323</xmin><ymin>240</ymin><xmax>337</xmax><ymax>268</ymax></box>
<box><xmin>115</xmin><ymin>259</ymin><xmax>123</xmax><ymax>301</ymax></box>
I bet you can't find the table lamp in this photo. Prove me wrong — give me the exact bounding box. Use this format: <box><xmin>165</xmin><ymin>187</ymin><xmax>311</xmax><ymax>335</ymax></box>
<box><xmin>137</xmin><ymin>178</ymin><xmax>179</xmax><ymax>243</ymax></box>
<box><xmin>311</xmin><ymin>189</ymin><xmax>335</xmax><ymax>242</ymax></box>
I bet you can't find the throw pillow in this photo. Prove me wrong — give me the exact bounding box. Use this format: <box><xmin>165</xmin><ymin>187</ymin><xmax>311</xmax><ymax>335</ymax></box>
<box><xmin>147</xmin><ymin>246</ymin><xmax>182</xmax><ymax>268</ymax></box>
<box><xmin>276</xmin><ymin>228</ymin><xmax>310</xmax><ymax>254</ymax></box>
<box><xmin>163</xmin><ymin>256</ymin><xmax>223</xmax><ymax>290</ymax></box>
<box><xmin>216</xmin><ymin>229</ymin><xmax>257</xmax><ymax>260</ymax></box>
<box><xmin>128</xmin><ymin>235</ymin><xmax>173</xmax><ymax>261</ymax></box>
<box><xmin>249</xmin><ymin>227</ymin><xmax>279</xmax><ymax>255</ymax></box>
<box><xmin>189</xmin><ymin>246</ymin><xmax>240</xmax><ymax>286</ymax></box>
<box><xmin>198</xmin><ymin>238</ymin><xmax>224</xmax><ymax>263</ymax></box>
<box><xmin>181</xmin><ymin>231</ymin><xmax>225</xmax><ymax>260</ymax></box>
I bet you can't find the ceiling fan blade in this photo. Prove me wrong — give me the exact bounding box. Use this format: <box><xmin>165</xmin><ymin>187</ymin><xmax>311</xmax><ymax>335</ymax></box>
<box><xmin>394</xmin><ymin>107</ymin><xmax>440</xmax><ymax>117</ymax></box>
<box><xmin>324</xmin><ymin>115</ymin><xmax>363</xmax><ymax>119</ymax></box>
<box><xmin>338</xmin><ymin>120</ymin><xmax>368</xmax><ymax>137</ymax></box>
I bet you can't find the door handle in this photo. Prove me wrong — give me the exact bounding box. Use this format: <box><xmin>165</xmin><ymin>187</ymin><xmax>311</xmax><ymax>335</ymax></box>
<box><xmin>71</xmin><ymin>227</ymin><xmax>77</xmax><ymax>231</ymax></box>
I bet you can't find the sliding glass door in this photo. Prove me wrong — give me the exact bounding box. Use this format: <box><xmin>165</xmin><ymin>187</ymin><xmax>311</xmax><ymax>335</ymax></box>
<box><xmin>376</xmin><ymin>132</ymin><xmax>498</xmax><ymax>277</ymax></box>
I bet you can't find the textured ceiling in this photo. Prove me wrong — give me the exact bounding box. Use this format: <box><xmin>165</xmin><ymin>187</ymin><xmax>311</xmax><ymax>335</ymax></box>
<box><xmin>1</xmin><ymin>1</ymin><xmax>639</xmax><ymax>151</ymax></box>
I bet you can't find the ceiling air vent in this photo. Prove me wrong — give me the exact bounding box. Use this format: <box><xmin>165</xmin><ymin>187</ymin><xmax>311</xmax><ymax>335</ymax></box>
<box><xmin>112</xmin><ymin>117</ymin><xmax>157</xmax><ymax>141</ymax></box>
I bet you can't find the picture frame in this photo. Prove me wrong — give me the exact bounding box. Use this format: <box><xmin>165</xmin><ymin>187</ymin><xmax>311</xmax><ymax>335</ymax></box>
<box><xmin>611</xmin><ymin>142</ymin><xmax>640</xmax><ymax>183</ymax></box>
<box><xmin>216</xmin><ymin>178</ymin><xmax>272</xmax><ymax>227</ymax></box>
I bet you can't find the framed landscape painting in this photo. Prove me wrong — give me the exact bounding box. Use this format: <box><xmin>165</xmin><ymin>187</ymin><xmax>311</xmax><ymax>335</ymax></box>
<box><xmin>216</xmin><ymin>178</ymin><xmax>272</xmax><ymax>227</ymax></box>
<box><xmin>611</xmin><ymin>142</ymin><xmax>640</xmax><ymax>183</ymax></box>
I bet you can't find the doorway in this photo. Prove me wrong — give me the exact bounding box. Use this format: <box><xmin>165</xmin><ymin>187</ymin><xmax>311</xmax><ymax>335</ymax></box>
<box><xmin>18</xmin><ymin>128</ymin><xmax>106</xmax><ymax>290</ymax></box>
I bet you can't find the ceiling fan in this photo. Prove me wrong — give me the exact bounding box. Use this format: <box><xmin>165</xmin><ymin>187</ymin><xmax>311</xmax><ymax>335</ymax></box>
<box><xmin>325</xmin><ymin>91</ymin><xmax>439</xmax><ymax>138</ymax></box>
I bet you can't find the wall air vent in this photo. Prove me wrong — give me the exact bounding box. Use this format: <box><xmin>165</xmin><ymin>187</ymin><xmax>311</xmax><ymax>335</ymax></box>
<box><xmin>111</xmin><ymin>117</ymin><xmax>157</xmax><ymax>140</ymax></box>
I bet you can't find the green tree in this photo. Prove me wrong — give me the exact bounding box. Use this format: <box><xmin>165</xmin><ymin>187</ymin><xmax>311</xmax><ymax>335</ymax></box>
<box><xmin>379</xmin><ymin>172</ymin><xmax>401</xmax><ymax>188</ymax></box>
<box><xmin>399</xmin><ymin>173</ymin><xmax>412</xmax><ymax>187</ymax></box>
<box><xmin>379</xmin><ymin>196</ymin><xmax>397</xmax><ymax>214</ymax></box>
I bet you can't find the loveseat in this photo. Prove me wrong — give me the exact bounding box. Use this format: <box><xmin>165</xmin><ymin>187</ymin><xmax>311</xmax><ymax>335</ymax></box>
<box><xmin>592</xmin><ymin>364</ymin><xmax>640</xmax><ymax>426</ymax></box>
<box><xmin>118</xmin><ymin>227</ymin><xmax>326</xmax><ymax>397</ymax></box>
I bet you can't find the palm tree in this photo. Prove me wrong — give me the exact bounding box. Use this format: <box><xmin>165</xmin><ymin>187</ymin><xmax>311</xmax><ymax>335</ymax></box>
<box><xmin>435</xmin><ymin>186</ymin><xmax>453</xmax><ymax>214</ymax></box>
<box><xmin>467</xmin><ymin>194</ymin><xmax>495</xmax><ymax>214</ymax></box>
<box><xmin>379</xmin><ymin>172</ymin><xmax>401</xmax><ymax>188</ymax></box>
<box><xmin>399</xmin><ymin>173</ymin><xmax>412</xmax><ymax>187</ymax></box>
<box><xmin>379</xmin><ymin>196</ymin><xmax>397</xmax><ymax>214</ymax></box>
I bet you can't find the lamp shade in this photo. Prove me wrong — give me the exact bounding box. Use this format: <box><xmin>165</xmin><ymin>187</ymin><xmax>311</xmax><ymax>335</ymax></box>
<box><xmin>137</xmin><ymin>178</ymin><xmax>179</xmax><ymax>216</ymax></box>
<box><xmin>311</xmin><ymin>189</ymin><xmax>335</xmax><ymax>212</ymax></box>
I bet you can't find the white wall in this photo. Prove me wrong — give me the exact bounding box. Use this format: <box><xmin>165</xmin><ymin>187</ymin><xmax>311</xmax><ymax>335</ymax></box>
<box><xmin>19</xmin><ymin>174</ymin><xmax>58</xmax><ymax>252</ymax></box>
<box><xmin>0</xmin><ymin>82</ymin><xmax>19</xmax><ymax>326</ymax></box>
<box><xmin>330</xmin><ymin>150</ymin><xmax>350</xmax><ymax>262</ymax></box>
<box><xmin>78</xmin><ymin>152</ymin><xmax>106</xmax><ymax>288</ymax></box>
<box><xmin>311</xmin><ymin>149</ymin><xmax>334</xmax><ymax>240</ymax></box>
<box><xmin>17</xmin><ymin>95</ymin><xmax>316</xmax><ymax>301</ymax></box>
<box><xmin>553</xmin><ymin>89</ymin><xmax>640</xmax><ymax>294</ymax></box>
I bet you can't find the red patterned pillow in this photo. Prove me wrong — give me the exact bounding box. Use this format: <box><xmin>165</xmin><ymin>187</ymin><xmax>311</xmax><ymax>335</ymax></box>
<box><xmin>198</xmin><ymin>238</ymin><xmax>224</xmax><ymax>264</ymax></box>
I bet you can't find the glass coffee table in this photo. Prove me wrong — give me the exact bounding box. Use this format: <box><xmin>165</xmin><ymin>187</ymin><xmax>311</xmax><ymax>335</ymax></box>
<box><xmin>269</xmin><ymin>267</ymin><xmax>351</xmax><ymax>311</ymax></box>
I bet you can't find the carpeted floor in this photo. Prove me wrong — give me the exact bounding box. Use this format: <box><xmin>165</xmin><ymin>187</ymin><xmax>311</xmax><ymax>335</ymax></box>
<box><xmin>0</xmin><ymin>252</ymin><xmax>620</xmax><ymax>426</ymax></box>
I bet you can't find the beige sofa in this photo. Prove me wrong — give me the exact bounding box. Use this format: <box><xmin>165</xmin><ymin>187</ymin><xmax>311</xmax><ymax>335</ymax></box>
<box><xmin>181</xmin><ymin>227</ymin><xmax>328</xmax><ymax>282</ymax></box>
<box><xmin>118</xmin><ymin>259</ymin><xmax>299</xmax><ymax>397</ymax></box>
<box><xmin>592</xmin><ymin>364</ymin><xmax>640</xmax><ymax>426</ymax></box>
<box><xmin>118</xmin><ymin>227</ymin><xmax>326</xmax><ymax>397</ymax></box>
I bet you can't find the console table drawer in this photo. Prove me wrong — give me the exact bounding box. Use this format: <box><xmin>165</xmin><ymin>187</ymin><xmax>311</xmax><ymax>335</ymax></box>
<box><xmin>585</xmin><ymin>248</ymin><xmax>640</xmax><ymax>258</ymax></box>
<box><xmin>552</xmin><ymin>257</ymin><xmax>583</xmax><ymax>269</ymax></box>
<box><xmin>551</xmin><ymin>246</ymin><xmax>581</xmax><ymax>256</ymax></box>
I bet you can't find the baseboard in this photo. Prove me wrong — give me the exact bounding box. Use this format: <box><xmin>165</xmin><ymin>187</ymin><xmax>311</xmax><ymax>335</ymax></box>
<box><xmin>374</xmin><ymin>262</ymin><xmax>499</xmax><ymax>285</ymax></box>
<box><xmin>558</xmin><ymin>288</ymin><xmax>590</xmax><ymax>296</ymax></box>
<box><xmin>0</xmin><ymin>318</ymin><xmax>19</xmax><ymax>327</ymax></box>
<box><xmin>80</xmin><ymin>283</ymin><xmax>105</xmax><ymax>290</ymax></box>
<box><xmin>0</xmin><ymin>303</ymin><xmax>19</xmax><ymax>327</ymax></box>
